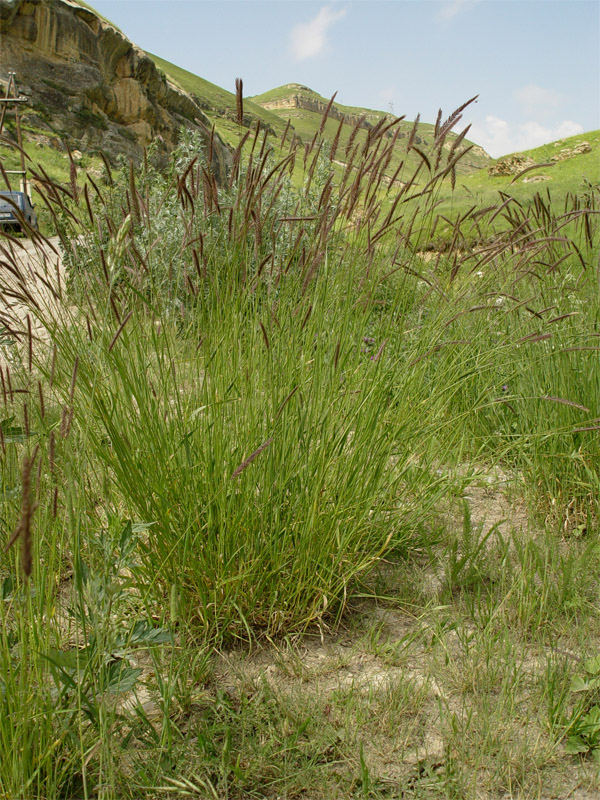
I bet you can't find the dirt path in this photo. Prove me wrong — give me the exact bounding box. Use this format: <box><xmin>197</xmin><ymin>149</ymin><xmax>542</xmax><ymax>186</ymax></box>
<box><xmin>0</xmin><ymin>234</ymin><xmax>65</xmax><ymax>362</ymax></box>
<box><xmin>0</xmin><ymin>234</ymin><xmax>63</xmax><ymax>318</ymax></box>
<box><xmin>211</xmin><ymin>479</ymin><xmax>599</xmax><ymax>799</ymax></box>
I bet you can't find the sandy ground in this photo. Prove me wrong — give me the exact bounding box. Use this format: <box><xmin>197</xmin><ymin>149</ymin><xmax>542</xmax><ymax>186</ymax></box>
<box><xmin>0</xmin><ymin>233</ymin><xmax>63</xmax><ymax>312</ymax></box>
<box><xmin>0</xmin><ymin>234</ymin><xmax>65</xmax><ymax>363</ymax></box>
<box><xmin>210</xmin><ymin>479</ymin><xmax>599</xmax><ymax>799</ymax></box>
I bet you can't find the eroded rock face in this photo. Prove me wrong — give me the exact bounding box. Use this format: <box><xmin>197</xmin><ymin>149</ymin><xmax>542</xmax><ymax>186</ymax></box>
<box><xmin>550</xmin><ymin>141</ymin><xmax>592</xmax><ymax>162</ymax></box>
<box><xmin>0</xmin><ymin>0</ymin><xmax>231</xmax><ymax>176</ymax></box>
<box><xmin>261</xmin><ymin>93</ymin><xmax>365</xmax><ymax>126</ymax></box>
<box><xmin>488</xmin><ymin>154</ymin><xmax>535</xmax><ymax>177</ymax></box>
<box><xmin>488</xmin><ymin>141</ymin><xmax>592</xmax><ymax>178</ymax></box>
<box><xmin>258</xmin><ymin>86</ymin><xmax>423</xmax><ymax>142</ymax></box>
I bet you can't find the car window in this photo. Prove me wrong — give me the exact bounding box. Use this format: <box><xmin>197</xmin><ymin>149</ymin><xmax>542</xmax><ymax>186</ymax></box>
<box><xmin>0</xmin><ymin>192</ymin><xmax>25</xmax><ymax>209</ymax></box>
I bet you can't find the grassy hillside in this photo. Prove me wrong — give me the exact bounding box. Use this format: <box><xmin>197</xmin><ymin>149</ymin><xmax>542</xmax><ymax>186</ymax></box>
<box><xmin>0</xmin><ymin>116</ymin><xmax>105</xmax><ymax>232</ymax></box>
<box><xmin>251</xmin><ymin>83</ymin><xmax>492</xmax><ymax>177</ymax></box>
<box><xmin>444</xmin><ymin>130</ymin><xmax>598</xmax><ymax>206</ymax></box>
<box><xmin>3</xmin><ymin>1</ymin><xmax>596</xmax><ymax>247</ymax></box>
<box><xmin>147</xmin><ymin>54</ymin><xmax>289</xmax><ymax>147</ymax></box>
<box><xmin>431</xmin><ymin>130</ymin><xmax>600</xmax><ymax>243</ymax></box>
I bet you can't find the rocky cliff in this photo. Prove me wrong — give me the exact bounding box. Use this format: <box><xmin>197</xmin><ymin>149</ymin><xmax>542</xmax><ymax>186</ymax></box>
<box><xmin>0</xmin><ymin>0</ymin><xmax>231</xmax><ymax>175</ymax></box>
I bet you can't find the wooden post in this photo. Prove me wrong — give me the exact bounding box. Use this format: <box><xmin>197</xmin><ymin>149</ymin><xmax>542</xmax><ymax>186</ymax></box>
<box><xmin>0</xmin><ymin>71</ymin><xmax>30</xmax><ymax>197</ymax></box>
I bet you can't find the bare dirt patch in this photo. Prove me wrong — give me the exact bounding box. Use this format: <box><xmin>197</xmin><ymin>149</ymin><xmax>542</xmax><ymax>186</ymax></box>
<box><xmin>0</xmin><ymin>234</ymin><xmax>66</xmax><ymax>363</ymax></box>
<box><xmin>209</xmin><ymin>477</ymin><xmax>600</xmax><ymax>798</ymax></box>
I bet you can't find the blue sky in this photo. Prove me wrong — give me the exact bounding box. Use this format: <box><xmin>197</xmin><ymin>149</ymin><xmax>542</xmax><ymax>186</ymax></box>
<box><xmin>88</xmin><ymin>0</ymin><xmax>600</xmax><ymax>157</ymax></box>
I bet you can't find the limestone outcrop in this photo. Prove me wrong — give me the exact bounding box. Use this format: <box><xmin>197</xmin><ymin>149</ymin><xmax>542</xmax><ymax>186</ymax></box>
<box><xmin>257</xmin><ymin>84</ymin><xmax>422</xmax><ymax>142</ymax></box>
<box><xmin>260</xmin><ymin>88</ymin><xmax>372</xmax><ymax>130</ymax></box>
<box><xmin>522</xmin><ymin>174</ymin><xmax>551</xmax><ymax>183</ymax></box>
<box><xmin>0</xmin><ymin>0</ymin><xmax>231</xmax><ymax>175</ymax></box>
<box><xmin>488</xmin><ymin>141</ymin><xmax>592</xmax><ymax>178</ymax></box>
<box><xmin>550</xmin><ymin>141</ymin><xmax>592</xmax><ymax>162</ymax></box>
<box><xmin>488</xmin><ymin>154</ymin><xmax>535</xmax><ymax>177</ymax></box>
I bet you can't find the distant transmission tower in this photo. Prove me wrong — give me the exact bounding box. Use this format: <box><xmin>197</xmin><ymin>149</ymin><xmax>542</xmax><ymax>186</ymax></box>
<box><xmin>387</xmin><ymin>101</ymin><xmax>395</xmax><ymax>117</ymax></box>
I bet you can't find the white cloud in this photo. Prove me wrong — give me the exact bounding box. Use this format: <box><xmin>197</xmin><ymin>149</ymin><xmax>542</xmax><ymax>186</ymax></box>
<box><xmin>469</xmin><ymin>115</ymin><xmax>584</xmax><ymax>158</ymax></box>
<box><xmin>439</xmin><ymin>0</ymin><xmax>481</xmax><ymax>21</ymax></box>
<box><xmin>514</xmin><ymin>84</ymin><xmax>564</xmax><ymax>120</ymax></box>
<box><xmin>290</xmin><ymin>5</ymin><xmax>347</xmax><ymax>60</ymax></box>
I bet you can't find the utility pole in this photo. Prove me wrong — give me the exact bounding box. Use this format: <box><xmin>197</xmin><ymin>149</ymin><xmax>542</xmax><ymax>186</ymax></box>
<box><xmin>0</xmin><ymin>71</ymin><xmax>30</xmax><ymax>197</ymax></box>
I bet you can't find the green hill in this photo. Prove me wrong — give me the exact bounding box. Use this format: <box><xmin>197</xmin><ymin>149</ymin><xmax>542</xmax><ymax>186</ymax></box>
<box><xmin>250</xmin><ymin>83</ymin><xmax>492</xmax><ymax>178</ymax></box>
<box><xmin>434</xmin><ymin>129</ymin><xmax>600</xmax><ymax>225</ymax></box>
<box><xmin>3</xmin><ymin>0</ymin><xmax>492</xmax><ymax>198</ymax></box>
<box><xmin>147</xmin><ymin>54</ymin><xmax>289</xmax><ymax>148</ymax></box>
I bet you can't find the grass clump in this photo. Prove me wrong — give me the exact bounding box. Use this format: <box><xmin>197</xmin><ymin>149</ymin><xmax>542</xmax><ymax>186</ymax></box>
<box><xmin>30</xmin><ymin>125</ymin><xmax>474</xmax><ymax>643</ymax></box>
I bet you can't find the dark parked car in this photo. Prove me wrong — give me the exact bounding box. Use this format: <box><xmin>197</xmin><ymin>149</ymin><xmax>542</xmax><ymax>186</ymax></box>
<box><xmin>0</xmin><ymin>190</ymin><xmax>38</xmax><ymax>233</ymax></box>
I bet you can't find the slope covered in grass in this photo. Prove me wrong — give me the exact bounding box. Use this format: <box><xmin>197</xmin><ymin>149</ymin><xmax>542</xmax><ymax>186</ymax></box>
<box><xmin>435</xmin><ymin>130</ymin><xmax>600</xmax><ymax>225</ymax></box>
<box><xmin>251</xmin><ymin>83</ymin><xmax>492</xmax><ymax>177</ymax></box>
<box><xmin>147</xmin><ymin>53</ymin><xmax>289</xmax><ymax>147</ymax></box>
<box><xmin>3</xmin><ymin>1</ymin><xmax>596</xmax><ymax>251</ymax></box>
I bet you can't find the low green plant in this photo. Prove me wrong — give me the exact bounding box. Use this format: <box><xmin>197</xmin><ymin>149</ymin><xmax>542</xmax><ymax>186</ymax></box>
<box><xmin>441</xmin><ymin>501</ymin><xmax>502</xmax><ymax>599</ymax></box>
<box><xmin>565</xmin><ymin>656</ymin><xmax>600</xmax><ymax>762</ymax></box>
<box><xmin>45</xmin><ymin>520</ymin><xmax>171</xmax><ymax>725</ymax></box>
<box><xmin>566</xmin><ymin>707</ymin><xmax>600</xmax><ymax>762</ymax></box>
